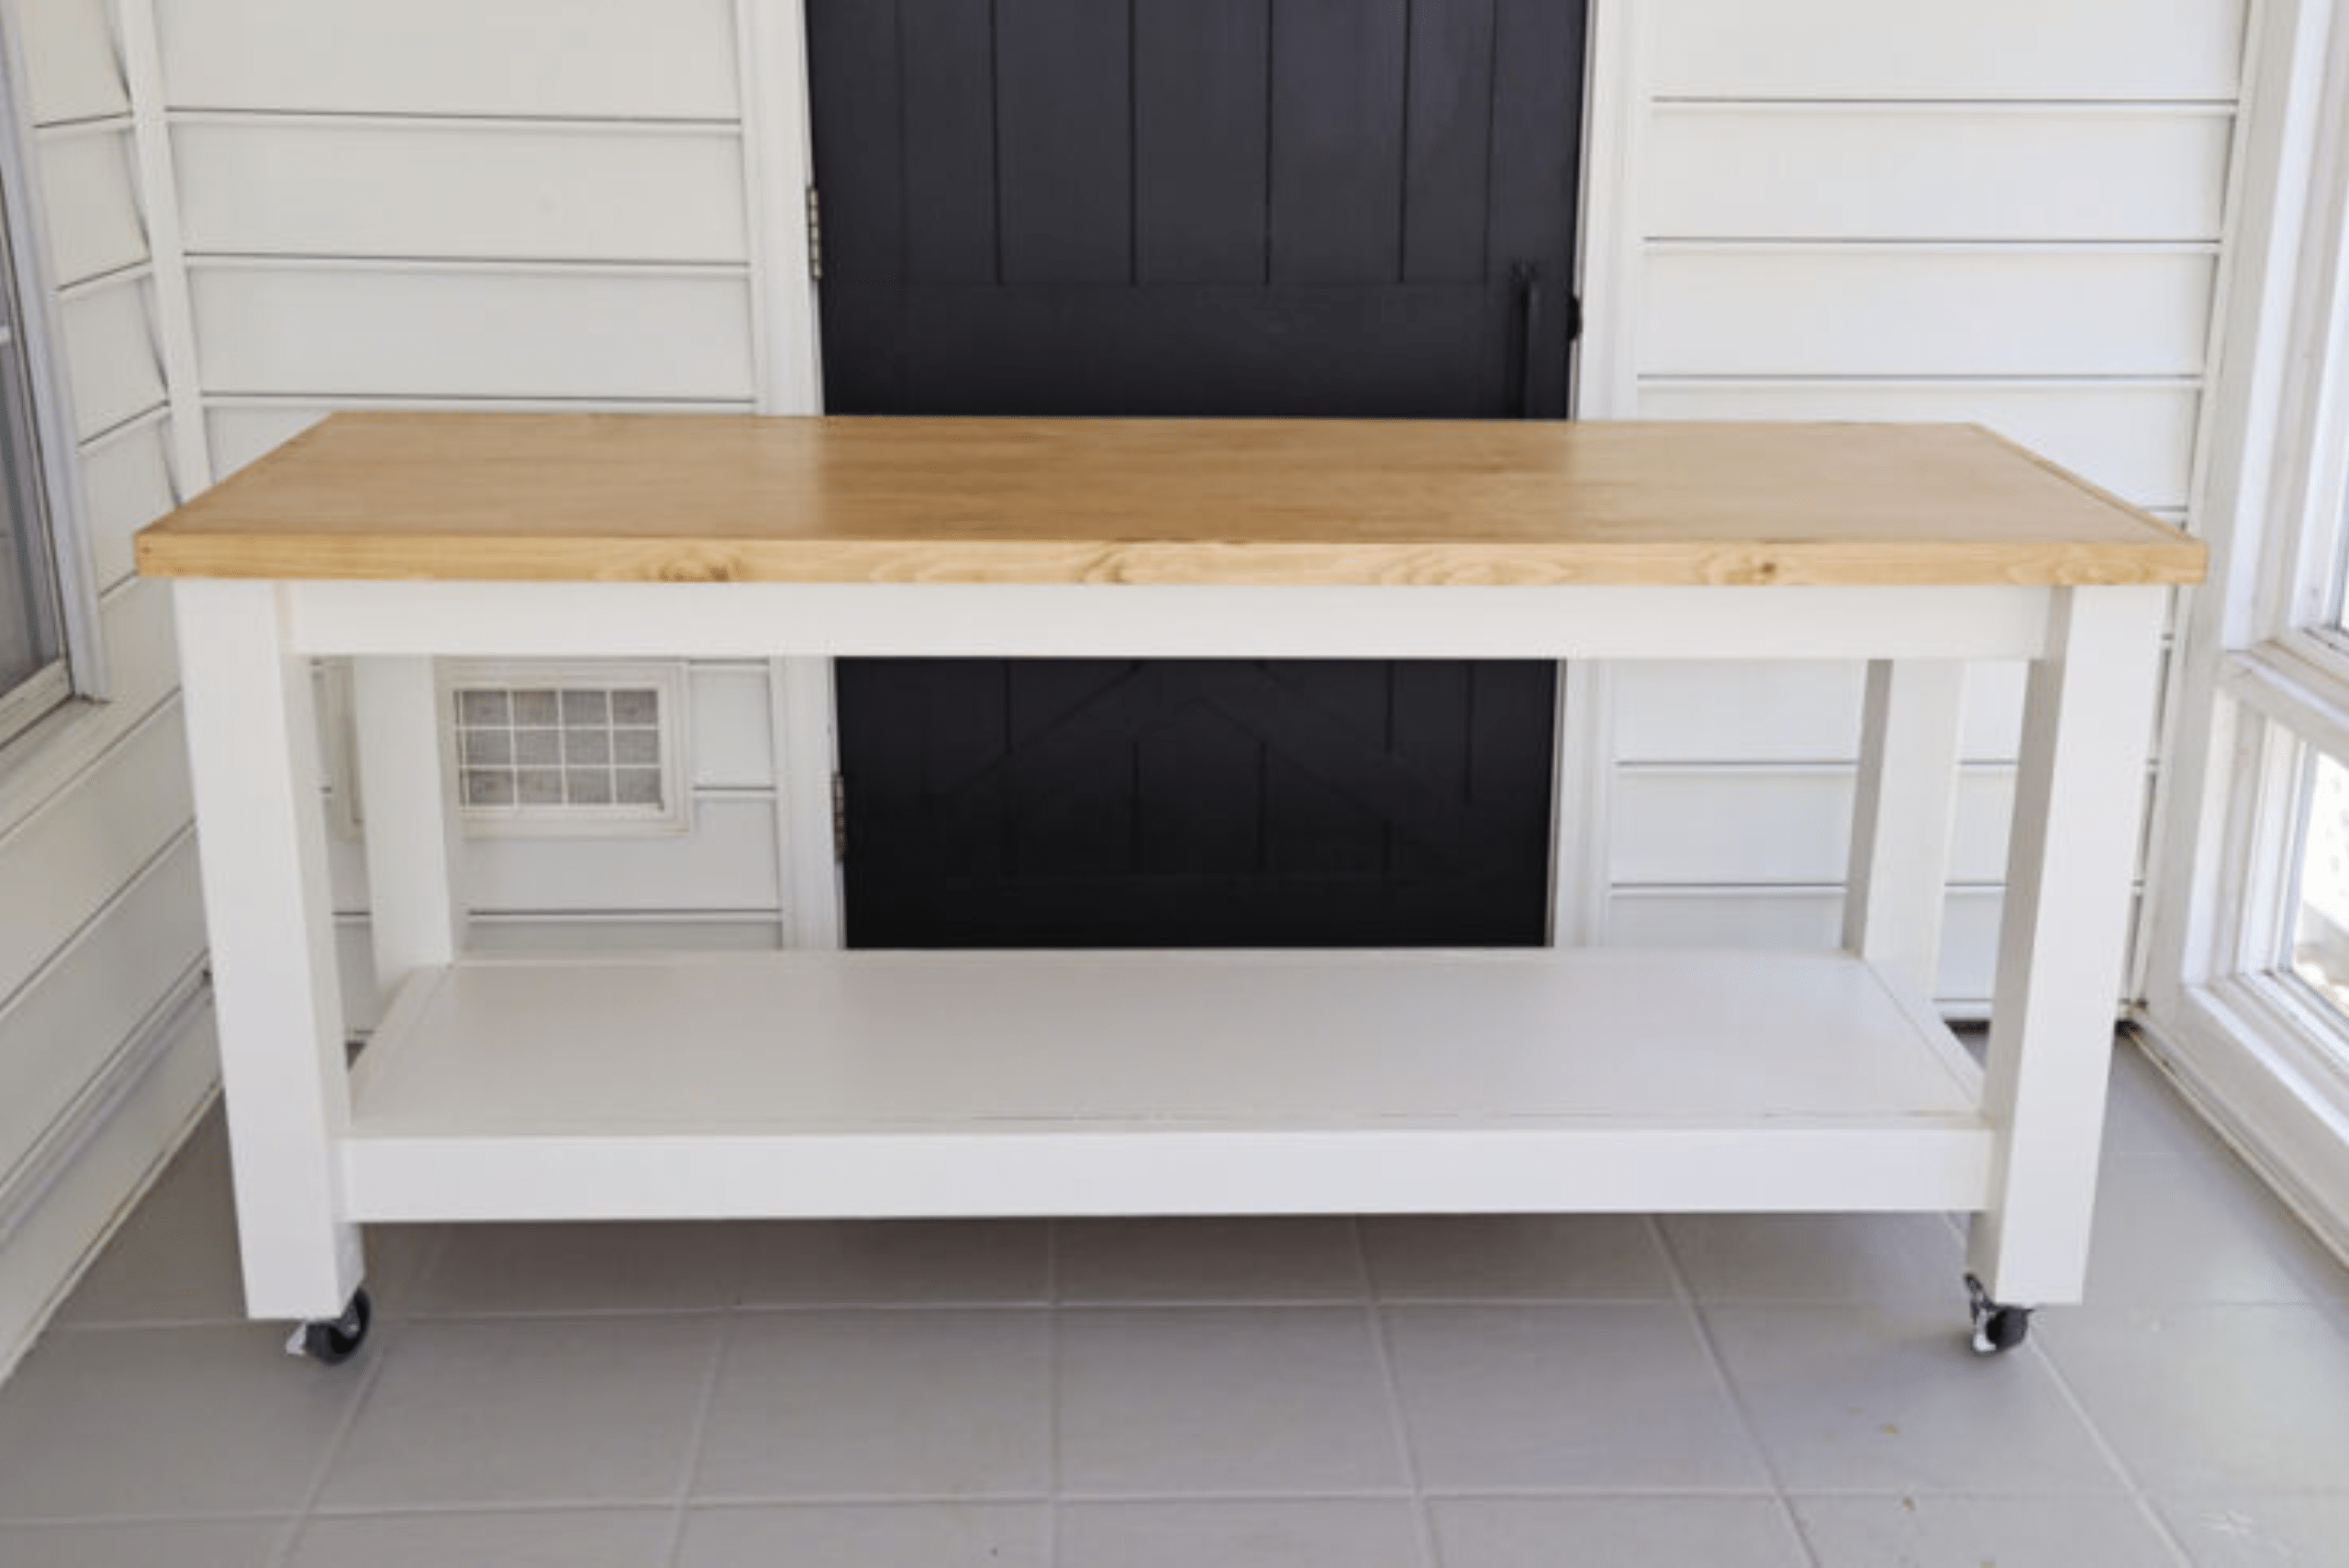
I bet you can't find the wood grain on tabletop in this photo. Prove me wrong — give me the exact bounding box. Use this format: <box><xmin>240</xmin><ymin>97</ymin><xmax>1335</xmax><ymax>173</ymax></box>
<box><xmin>133</xmin><ymin>412</ymin><xmax>2207</xmax><ymax>586</ymax></box>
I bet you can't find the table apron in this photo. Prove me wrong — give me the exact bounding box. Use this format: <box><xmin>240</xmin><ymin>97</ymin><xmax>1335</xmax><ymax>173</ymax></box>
<box><xmin>275</xmin><ymin>581</ymin><xmax>2059</xmax><ymax>662</ymax></box>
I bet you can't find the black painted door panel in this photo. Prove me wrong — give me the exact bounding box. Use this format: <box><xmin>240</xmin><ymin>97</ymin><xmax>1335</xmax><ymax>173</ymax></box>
<box><xmin>808</xmin><ymin>0</ymin><xmax>1586</xmax><ymax>947</ymax></box>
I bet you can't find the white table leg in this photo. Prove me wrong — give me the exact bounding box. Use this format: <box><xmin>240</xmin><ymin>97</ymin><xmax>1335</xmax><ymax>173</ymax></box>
<box><xmin>1843</xmin><ymin>660</ymin><xmax>1965</xmax><ymax>995</ymax></box>
<box><xmin>173</xmin><ymin>581</ymin><xmax>363</xmax><ymax>1319</ymax></box>
<box><xmin>1966</xmin><ymin>585</ymin><xmax>2166</xmax><ymax>1305</ymax></box>
<box><xmin>352</xmin><ymin>656</ymin><xmax>464</xmax><ymax>999</ymax></box>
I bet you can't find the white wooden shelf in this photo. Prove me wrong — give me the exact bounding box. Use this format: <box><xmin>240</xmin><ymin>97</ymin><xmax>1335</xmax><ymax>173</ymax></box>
<box><xmin>340</xmin><ymin>949</ymin><xmax>1993</xmax><ymax>1222</ymax></box>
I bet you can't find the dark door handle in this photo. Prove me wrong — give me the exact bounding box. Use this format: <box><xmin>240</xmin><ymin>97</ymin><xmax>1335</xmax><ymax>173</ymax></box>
<box><xmin>1515</xmin><ymin>264</ymin><xmax>1543</xmax><ymax>418</ymax></box>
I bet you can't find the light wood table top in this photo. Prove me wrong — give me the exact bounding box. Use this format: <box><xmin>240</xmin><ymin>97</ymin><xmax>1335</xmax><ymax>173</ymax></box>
<box><xmin>135</xmin><ymin>413</ymin><xmax>2205</xmax><ymax>587</ymax></box>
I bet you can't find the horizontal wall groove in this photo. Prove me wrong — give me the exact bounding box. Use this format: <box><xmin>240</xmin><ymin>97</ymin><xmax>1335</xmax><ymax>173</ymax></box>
<box><xmin>202</xmin><ymin>393</ymin><xmax>758</xmax><ymax>413</ymax></box>
<box><xmin>1650</xmin><ymin>96</ymin><xmax>2238</xmax><ymax>115</ymax></box>
<box><xmin>1637</xmin><ymin>372</ymin><xmax>2209</xmax><ymax>387</ymax></box>
<box><xmin>74</xmin><ymin>403</ymin><xmax>173</xmax><ymax>455</ymax></box>
<box><xmin>0</xmin><ymin>827</ymin><xmax>194</xmax><ymax>1022</ymax></box>
<box><xmin>33</xmin><ymin>113</ymin><xmax>136</xmax><ymax>140</ymax></box>
<box><xmin>1643</xmin><ymin>239</ymin><xmax>2224</xmax><ymax>257</ymax></box>
<box><xmin>183</xmin><ymin>254</ymin><xmax>751</xmax><ymax>279</ymax></box>
<box><xmin>53</xmin><ymin>261</ymin><xmax>153</xmax><ymax>305</ymax></box>
<box><xmin>1637</xmin><ymin>373</ymin><xmax>2207</xmax><ymax>391</ymax></box>
<box><xmin>0</xmin><ymin>690</ymin><xmax>181</xmax><ymax>847</ymax></box>
<box><xmin>170</xmin><ymin>107</ymin><xmax>737</xmax><ymax>135</ymax></box>
<box><xmin>1610</xmin><ymin>881</ymin><xmax>2013</xmax><ymax>896</ymax></box>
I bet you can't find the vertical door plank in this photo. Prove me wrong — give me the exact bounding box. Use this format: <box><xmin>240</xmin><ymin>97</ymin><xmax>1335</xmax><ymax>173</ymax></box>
<box><xmin>1134</xmin><ymin>0</ymin><xmax>1271</xmax><ymax>284</ymax></box>
<box><xmin>1404</xmin><ymin>0</ymin><xmax>1497</xmax><ymax>283</ymax></box>
<box><xmin>997</xmin><ymin>0</ymin><xmax>1132</xmax><ymax>283</ymax></box>
<box><xmin>1007</xmin><ymin>660</ymin><xmax>1138</xmax><ymax>876</ymax></box>
<box><xmin>1486</xmin><ymin>0</ymin><xmax>1584</xmax><ymax>265</ymax></box>
<box><xmin>1264</xmin><ymin>660</ymin><xmax>1393</xmax><ymax>878</ymax></box>
<box><xmin>806</xmin><ymin>0</ymin><xmax>905</xmax><ymax>284</ymax></box>
<box><xmin>901</xmin><ymin>0</ymin><xmax>999</xmax><ymax>283</ymax></box>
<box><xmin>1270</xmin><ymin>0</ymin><xmax>1409</xmax><ymax>284</ymax></box>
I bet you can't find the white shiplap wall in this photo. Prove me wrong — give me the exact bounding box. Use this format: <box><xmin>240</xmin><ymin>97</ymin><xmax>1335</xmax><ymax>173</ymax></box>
<box><xmin>0</xmin><ymin>0</ymin><xmax>211</xmax><ymax>1371</ymax></box>
<box><xmin>145</xmin><ymin>0</ymin><xmax>810</xmax><ymax>1027</ymax></box>
<box><xmin>1592</xmin><ymin>0</ymin><xmax>2241</xmax><ymax>1007</ymax></box>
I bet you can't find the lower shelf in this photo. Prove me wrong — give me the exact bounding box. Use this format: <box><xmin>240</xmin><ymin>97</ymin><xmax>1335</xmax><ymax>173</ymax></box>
<box><xmin>340</xmin><ymin>948</ymin><xmax>1994</xmax><ymax>1221</ymax></box>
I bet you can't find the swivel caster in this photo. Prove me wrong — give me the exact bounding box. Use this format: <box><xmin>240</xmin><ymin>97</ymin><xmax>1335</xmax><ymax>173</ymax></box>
<box><xmin>292</xmin><ymin>1288</ymin><xmax>373</xmax><ymax>1365</ymax></box>
<box><xmin>1965</xmin><ymin>1274</ymin><xmax>2030</xmax><ymax>1355</ymax></box>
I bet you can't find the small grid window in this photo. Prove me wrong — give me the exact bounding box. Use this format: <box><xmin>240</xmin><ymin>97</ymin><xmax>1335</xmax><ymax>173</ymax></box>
<box><xmin>442</xmin><ymin>663</ymin><xmax>688</xmax><ymax>835</ymax></box>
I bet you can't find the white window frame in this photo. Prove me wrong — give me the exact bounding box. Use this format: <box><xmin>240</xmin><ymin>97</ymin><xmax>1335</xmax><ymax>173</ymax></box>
<box><xmin>2140</xmin><ymin>0</ymin><xmax>2349</xmax><ymax>1256</ymax></box>
<box><xmin>0</xmin><ymin>2</ymin><xmax>109</xmax><ymax>754</ymax></box>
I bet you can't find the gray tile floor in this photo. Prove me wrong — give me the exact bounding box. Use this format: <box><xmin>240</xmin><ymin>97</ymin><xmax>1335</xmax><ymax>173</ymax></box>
<box><xmin>3</xmin><ymin>1038</ymin><xmax>2347</xmax><ymax>1566</ymax></box>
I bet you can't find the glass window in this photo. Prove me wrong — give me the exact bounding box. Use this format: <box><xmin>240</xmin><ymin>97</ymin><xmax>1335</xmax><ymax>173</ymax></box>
<box><xmin>0</xmin><ymin>166</ymin><xmax>65</xmax><ymax>750</ymax></box>
<box><xmin>2290</xmin><ymin>749</ymin><xmax>2349</xmax><ymax>1028</ymax></box>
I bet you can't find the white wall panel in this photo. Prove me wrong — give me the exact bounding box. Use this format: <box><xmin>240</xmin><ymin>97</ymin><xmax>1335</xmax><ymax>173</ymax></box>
<box><xmin>154</xmin><ymin>0</ymin><xmax>739</xmax><ymax>118</ymax></box>
<box><xmin>1647</xmin><ymin>107</ymin><xmax>2230</xmax><ymax>243</ymax></box>
<box><xmin>15</xmin><ymin>0</ymin><xmax>126</xmax><ymax>126</ymax></box>
<box><xmin>1642</xmin><ymin>249</ymin><xmax>2216</xmax><ymax>378</ymax></box>
<box><xmin>0</xmin><ymin>834</ymin><xmax>203</xmax><ymax>1184</ymax></box>
<box><xmin>1649</xmin><ymin>0</ymin><xmax>2244</xmax><ymax>100</ymax></box>
<box><xmin>686</xmin><ymin>665</ymin><xmax>775</xmax><ymax>789</ymax></box>
<box><xmin>1634</xmin><ymin>382</ymin><xmax>2200</xmax><ymax>510</ymax></box>
<box><xmin>175</xmin><ymin>120</ymin><xmax>748</xmax><ymax>264</ymax></box>
<box><xmin>1611</xmin><ymin>662</ymin><xmax>2028</xmax><ymax>766</ymax></box>
<box><xmin>190</xmin><ymin>265</ymin><xmax>757</xmax><ymax>400</ymax></box>
<box><xmin>78</xmin><ymin>417</ymin><xmax>174</xmax><ymax>590</ymax></box>
<box><xmin>1605</xmin><ymin>885</ymin><xmax>2005</xmax><ymax>1004</ymax></box>
<box><xmin>204</xmin><ymin>402</ymin><xmax>323</xmax><ymax>478</ymax></box>
<box><xmin>329</xmin><ymin>795</ymin><xmax>779</xmax><ymax>916</ymax></box>
<box><xmin>1610</xmin><ymin>765</ymin><xmax>2015</xmax><ymax>886</ymax></box>
<box><xmin>0</xmin><ymin>701</ymin><xmax>189</xmax><ymax>1005</ymax></box>
<box><xmin>37</xmin><ymin>128</ymin><xmax>144</xmax><ymax>285</ymax></box>
<box><xmin>58</xmin><ymin>276</ymin><xmax>163</xmax><ymax>438</ymax></box>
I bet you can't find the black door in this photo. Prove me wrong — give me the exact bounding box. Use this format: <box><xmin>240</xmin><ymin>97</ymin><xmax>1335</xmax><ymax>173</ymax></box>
<box><xmin>809</xmin><ymin>0</ymin><xmax>1586</xmax><ymax>947</ymax></box>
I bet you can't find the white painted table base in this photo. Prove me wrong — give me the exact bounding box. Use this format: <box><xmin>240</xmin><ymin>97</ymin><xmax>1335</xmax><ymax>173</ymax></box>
<box><xmin>171</xmin><ymin>579</ymin><xmax>2166</xmax><ymax>1322</ymax></box>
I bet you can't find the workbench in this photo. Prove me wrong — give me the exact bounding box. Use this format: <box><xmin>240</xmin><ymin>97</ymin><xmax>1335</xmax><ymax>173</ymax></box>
<box><xmin>136</xmin><ymin>413</ymin><xmax>2204</xmax><ymax>1358</ymax></box>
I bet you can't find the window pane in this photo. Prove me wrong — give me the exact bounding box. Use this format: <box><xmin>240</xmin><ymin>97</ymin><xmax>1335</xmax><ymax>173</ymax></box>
<box><xmin>0</xmin><ymin>384</ymin><xmax>62</xmax><ymax>701</ymax></box>
<box><xmin>2291</xmin><ymin>751</ymin><xmax>2349</xmax><ymax>1018</ymax></box>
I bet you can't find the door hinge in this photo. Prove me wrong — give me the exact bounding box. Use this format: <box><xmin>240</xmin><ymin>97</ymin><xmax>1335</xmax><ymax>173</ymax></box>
<box><xmin>830</xmin><ymin>770</ymin><xmax>848</xmax><ymax>862</ymax></box>
<box><xmin>1565</xmin><ymin>290</ymin><xmax>1584</xmax><ymax>344</ymax></box>
<box><xmin>805</xmin><ymin>185</ymin><xmax>823</xmax><ymax>283</ymax></box>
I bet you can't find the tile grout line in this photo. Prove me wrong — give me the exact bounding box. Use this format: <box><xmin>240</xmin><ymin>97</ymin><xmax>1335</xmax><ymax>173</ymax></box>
<box><xmin>1648</xmin><ymin>1216</ymin><xmax>1825</xmax><ymax>1568</ymax></box>
<box><xmin>1358</xmin><ymin>1218</ymin><xmax>1447</xmax><ymax>1568</ymax></box>
<box><xmin>1045</xmin><ymin>1219</ymin><xmax>1063</xmax><ymax>1568</ymax></box>
<box><xmin>263</xmin><ymin>1307</ymin><xmax>402</xmax><ymax>1568</ymax></box>
<box><xmin>656</xmin><ymin>1302</ymin><xmax>737</xmax><ymax>1568</ymax></box>
<box><xmin>2023</xmin><ymin>1329</ymin><xmax>2197</xmax><ymax>1567</ymax></box>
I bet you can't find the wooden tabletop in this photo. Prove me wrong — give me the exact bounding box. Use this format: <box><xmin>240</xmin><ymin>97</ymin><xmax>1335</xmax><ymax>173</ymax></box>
<box><xmin>134</xmin><ymin>413</ymin><xmax>2205</xmax><ymax>587</ymax></box>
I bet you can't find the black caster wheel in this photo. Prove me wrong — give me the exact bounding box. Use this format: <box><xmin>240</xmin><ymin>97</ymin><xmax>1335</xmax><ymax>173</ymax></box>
<box><xmin>1965</xmin><ymin>1274</ymin><xmax>2031</xmax><ymax>1355</ymax></box>
<box><xmin>300</xmin><ymin>1288</ymin><xmax>372</xmax><ymax>1365</ymax></box>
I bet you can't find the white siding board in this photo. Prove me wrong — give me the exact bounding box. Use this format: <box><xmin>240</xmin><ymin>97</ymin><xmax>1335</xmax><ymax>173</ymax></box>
<box><xmin>153</xmin><ymin>0</ymin><xmax>740</xmax><ymax>118</ymax></box>
<box><xmin>1641</xmin><ymin>249</ymin><xmax>2217</xmax><ymax>378</ymax></box>
<box><xmin>329</xmin><ymin>795</ymin><xmax>779</xmax><ymax>916</ymax></box>
<box><xmin>1604</xmin><ymin>886</ymin><xmax>2005</xmax><ymax>1005</ymax></box>
<box><xmin>204</xmin><ymin>403</ymin><xmax>324</xmax><ymax>478</ymax></box>
<box><xmin>1648</xmin><ymin>0</ymin><xmax>2245</xmax><ymax>100</ymax></box>
<box><xmin>78</xmin><ymin>417</ymin><xmax>175</xmax><ymax>590</ymax></box>
<box><xmin>58</xmin><ymin>276</ymin><xmax>163</xmax><ymax>438</ymax></box>
<box><xmin>175</xmin><ymin>121</ymin><xmax>749</xmax><ymax>264</ymax></box>
<box><xmin>15</xmin><ymin>0</ymin><xmax>127</xmax><ymax>126</ymax></box>
<box><xmin>189</xmin><ymin>265</ymin><xmax>757</xmax><ymax>400</ymax></box>
<box><xmin>0</xmin><ymin>702</ymin><xmax>190</xmax><ymax>1006</ymax></box>
<box><xmin>1647</xmin><ymin>107</ymin><xmax>2230</xmax><ymax>244</ymax></box>
<box><xmin>1610</xmin><ymin>662</ymin><xmax>2028</xmax><ymax>766</ymax></box>
<box><xmin>1634</xmin><ymin>382</ymin><xmax>2200</xmax><ymax>511</ymax></box>
<box><xmin>0</xmin><ymin>834</ymin><xmax>203</xmax><ymax>1186</ymax></box>
<box><xmin>686</xmin><ymin>665</ymin><xmax>775</xmax><ymax>789</ymax></box>
<box><xmin>1610</xmin><ymin>766</ymin><xmax>2015</xmax><ymax>886</ymax></box>
<box><xmin>37</xmin><ymin>128</ymin><xmax>145</xmax><ymax>285</ymax></box>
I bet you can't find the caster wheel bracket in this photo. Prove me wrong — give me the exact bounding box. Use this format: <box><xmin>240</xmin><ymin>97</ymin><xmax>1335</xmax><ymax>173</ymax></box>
<box><xmin>1965</xmin><ymin>1273</ymin><xmax>2032</xmax><ymax>1354</ymax></box>
<box><xmin>287</xmin><ymin>1287</ymin><xmax>373</xmax><ymax>1365</ymax></box>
